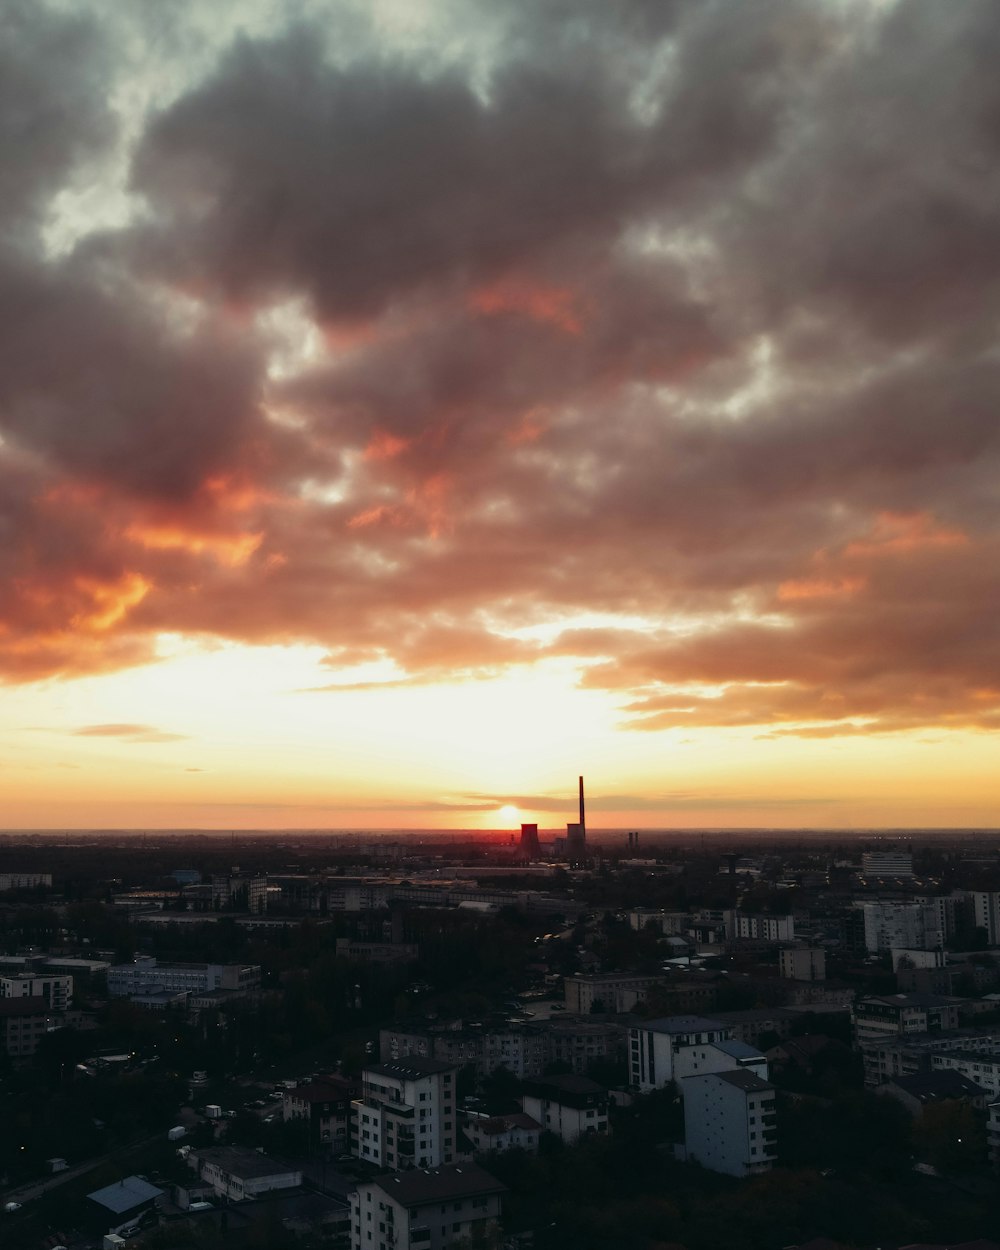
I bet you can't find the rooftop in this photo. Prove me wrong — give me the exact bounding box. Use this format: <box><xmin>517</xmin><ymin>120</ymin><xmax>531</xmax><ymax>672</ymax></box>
<box><xmin>365</xmin><ymin>1058</ymin><xmax>456</xmax><ymax>1080</ymax></box>
<box><xmin>641</xmin><ymin>1015</ymin><xmax>727</xmax><ymax>1035</ymax></box>
<box><xmin>88</xmin><ymin>1176</ymin><xmax>164</xmax><ymax>1214</ymax></box>
<box><xmin>368</xmin><ymin>1164</ymin><xmax>505</xmax><ymax>1206</ymax></box>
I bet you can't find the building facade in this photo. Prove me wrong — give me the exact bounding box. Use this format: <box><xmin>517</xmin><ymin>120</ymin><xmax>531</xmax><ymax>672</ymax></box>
<box><xmin>352</xmin><ymin>1059</ymin><xmax>458</xmax><ymax>1170</ymax></box>
<box><xmin>350</xmin><ymin>1165</ymin><xmax>504</xmax><ymax>1250</ymax></box>
<box><xmin>683</xmin><ymin>1069</ymin><xmax>777</xmax><ymax>1177</ymax></box>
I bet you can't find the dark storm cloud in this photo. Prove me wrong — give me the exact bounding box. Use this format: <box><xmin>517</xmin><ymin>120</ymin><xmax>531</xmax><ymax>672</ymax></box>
<box><xmin>2</xmin><ymin>0</ymin><xmax>999</xmax><ymax>739</ymax></box>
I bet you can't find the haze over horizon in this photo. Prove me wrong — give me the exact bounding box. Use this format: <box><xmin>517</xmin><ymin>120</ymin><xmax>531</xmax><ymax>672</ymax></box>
<box><xmin>2</xmin><ymin>0</ymin><xmax>999</xmax><ymax>831</ymax></box>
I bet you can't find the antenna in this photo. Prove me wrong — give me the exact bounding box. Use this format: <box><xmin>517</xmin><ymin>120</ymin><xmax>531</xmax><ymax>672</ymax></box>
<box><xmin>578</xmin><ymin>776</ymin><xmax>585</xmax><ymax>833</ymax></box>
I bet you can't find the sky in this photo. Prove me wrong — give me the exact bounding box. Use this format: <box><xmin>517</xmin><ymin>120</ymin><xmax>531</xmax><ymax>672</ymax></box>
<box><xmin>1</xmin><ymin>0</ymin><xmax>999</xmax><ymax>832</ymax></box>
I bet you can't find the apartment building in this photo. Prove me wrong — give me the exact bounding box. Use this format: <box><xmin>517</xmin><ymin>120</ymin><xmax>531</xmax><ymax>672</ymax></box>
<box><xmin>683</xmin><ymin>1069</ymin><xmax>777</xmax><ymax>1178</ymax></box>
<box><xmin>520</xmin><ymin>1074</ymin><xmax>609</xmax><ymax>1145</ymax></box>
<box><xmin>0</xmin><ymin>873</ymin><xmax>52</xmax><ymax>891</ymax></box>
<box><xmin>350</xmin><ymin>1164</ymin><xmax>504</xmax><ymax>1250</ymax></box>
<box><xmin>0</xmin><ymin>999</ymin><xmax>59</xmax><ymax>1057</ymax></box>
<box><xmin>282</xmin><ymin>1076</ymin><xmax>356</xmax><ymax>1152</ymax></box>
<box><xmin>862</xmin><ymin>1029</ymin><xmax>1000</xmax><ymax>1087</ymax></box>
<box><xmin>630</xmin><ymin>1016</ymin><xmax>767</xmax><ymax>1093</ymax></box>
<box><xmin>352</xmin><ymin>1059</ymin><xmax>458</xmax><ymax>1170</ymax></box>
<box><xmin>779</xmin><ymin>947</ymin><xmax>827</xmax><ymax>981</ymax></box>
<box><xmin>725</xmin><ymin>912</ymin><xmax>795</xmax><ymax>943</ymax></box>
<box><xmin>0</xmin><ymin>971</ymin><xmax>72</xmax><ymax>1011</ymax></box>
<box><xmin>564</xmin><ymin>973</ymin><xmax>666</xmax><ymax>1014</ymax></box>
<box><xmin>862</xmin><ymin>902</ymin><xmax>944</xmax><ymax>954</ymax></box>
<box><xmin>853</xmin><ymin>994</ymin><xmax>962</xmax><ymax>1051</ymax></box>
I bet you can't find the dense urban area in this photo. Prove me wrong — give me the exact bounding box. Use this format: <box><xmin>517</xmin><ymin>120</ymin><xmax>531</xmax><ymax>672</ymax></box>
<box><xmin>4</xmin><ymin>825</ymin><xmax>1000</xmax><ymax>1250</ymax></box>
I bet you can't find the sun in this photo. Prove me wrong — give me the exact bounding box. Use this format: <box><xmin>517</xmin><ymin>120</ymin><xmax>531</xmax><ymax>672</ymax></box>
<box><xmin>499</xmin><ymin>803</ymin><xmax>520</xmax><ymax>823</ymax></box>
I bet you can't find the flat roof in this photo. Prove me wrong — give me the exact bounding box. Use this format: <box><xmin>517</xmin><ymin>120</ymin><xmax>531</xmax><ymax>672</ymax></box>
<box><xmin>365</xmin><ymin>1058</ymin><xmax>456</xmax><ymax>1079</ymax></box>
<box><xmin>88</xmin><ymin>1176</ymin><xmax>163</xmax><ymax>1214</ymax></box>
<box><xmin>369</xmin><ymin>1164</ymin><xmax>505</xmax><ymax>1206</ymax></box>
<box><xmin>192</xmin><ymin>1147</ymin><xmax>299</xmax><ymax>1180</ymax></box>
<box><xmin>641</xmin><ymin>1015</ymin><xmax>726</xmax><ymax>1034</ymax></box>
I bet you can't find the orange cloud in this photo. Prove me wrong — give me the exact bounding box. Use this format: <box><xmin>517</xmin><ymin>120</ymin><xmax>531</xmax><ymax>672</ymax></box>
<box><xmin>844</xmin><ymin>511</ymin><xmax>968</xmax><ymax>559</ymax></box>
<box><xmin>70</xmin><ymin>572</ymin><xmax>150</xmax><ymax>632</ymax></box>
<box><xmin>364</xmin><ymin>430</ymin><xmax>411</xmax><ymax>461</ymax></box>
<box><xmin>125</xmin><ymin>523</ymin><xmax>262</xmax><ymax>568</ymax></box>
<box><xmin>777</xmin><ymin>575</ymin><xmax>866</xmax><ymax>601</ymax></box>
<box><xmin>470</xmin><ymin>280</ymin><xmax>587</xmax><ymax>336</ymax></box>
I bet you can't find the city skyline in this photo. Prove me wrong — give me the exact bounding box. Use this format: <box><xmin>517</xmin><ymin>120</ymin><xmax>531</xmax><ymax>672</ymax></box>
<box><xmin>2</xmin><ymin>1</ymin><xmax>999</xmax><ymax>830</ymax></box>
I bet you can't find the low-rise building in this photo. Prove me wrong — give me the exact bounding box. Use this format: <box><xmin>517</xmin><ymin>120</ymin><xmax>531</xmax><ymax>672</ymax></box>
<box><xmin>465</xmin><ymin>1112</ymin><xmax>542</xmax><ymax>1155</ymax></box>
<box><xmin>683</xmin><ymin>1069</ymin><xmax>777</xmax><ymax>1178</ymax></box>
<box><xmin>283</xmin><ymin>1076</ymin><xmax>356</xmax><ymax>1153</ymax></box>
<box><xmin>779</xmin><ymin>947</ymin><xmax>826</xmax><ymax>981</ymax></box>
<box><xmin>521</xmin><ymin>1074</ymin><xmax>609</xmax><ymax>1145</ymax></box>
<box><xmin>853</xmin><ymin>994</ymin><xmax>962</xmax><ymax>1050</ymax></box>
<box><xmin>350</xmin><ymin>1164</ymin><xmax>504</xmax><ymax>1250</ymax></box>
<box><xmin>188</xmin><ymin>1147</ymin><xmax>301</xmax><ymax>1202</ymax></box>
<box><xmin>564</xmin><ymin>973</ymin><xmax>666</xmax><ymax>1014</ymax></box>
<box><xmin>86</xmin><ymin>1175</ymin><xmax>163</xmax><ymax>1235</ymax></box>
<box><xmin>106</xmin><ymin>956</ymin><xmax>260</xmax><ymax>998</ymax></box>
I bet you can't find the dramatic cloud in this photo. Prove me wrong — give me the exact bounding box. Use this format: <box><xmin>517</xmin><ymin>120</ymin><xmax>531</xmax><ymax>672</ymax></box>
<box><xmin>2</xmin><ymin>0</ymin><xmax>999</xmax><ymax>743</ymax></box>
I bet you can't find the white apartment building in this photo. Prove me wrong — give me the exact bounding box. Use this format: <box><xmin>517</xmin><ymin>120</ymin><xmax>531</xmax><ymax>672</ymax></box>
<box><xmin>862</xmin><ymin>902</ymin><xmax>944</xmax><ymax>954</ymax></box>
<box><xmin>352</xmin><ymin>1059</ymin><xmax>458</xmax><ymax>1170</ymax></box>
<box><xmin>683</xmin><ymin>1069</ymin><xmax>777</xmax><ymax>1177</ymax></box>
<box><xmin>520</xmin><ymin>1075</ymin><xmax>609</xmax><ymax>1146</ymax></box>
<box><xmin>465</xmin><ymin>1112</ymin><xmax>541</xmax><ymax>1155</ymax></box>
<box><xmin>350</xmin><ymin>1164</ymin><xmax>504</xmax><ymax>1250</ymax></box>
<box><xmin>106</xmin><ymin>956</ymin><xmax>261</xmax><ymax>997</ymax></box>
<box><xmin>725</xmin><ymin>912</ymin><xmax>795</xmax><ymax>943</ymax></box>
<box><xmin>629</xmin><ymin>1016</ymin><xmax>767</xmax><ymax>1093</ymax></box>
<box><xmin>628</xmin><ymin>909</ymin><xmax>688</xmax><ymax>936</ymax></box>
<box><xmin>0</xmin><ymin>971</ymin><xmax>72</xmax><ymax>1011</ymax></box>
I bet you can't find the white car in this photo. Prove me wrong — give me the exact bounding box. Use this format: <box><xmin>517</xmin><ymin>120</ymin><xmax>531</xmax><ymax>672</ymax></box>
<box><xmin>4</xmin><ymin>1203</ymin><xmax>22</xmax><ymax>1214</ymax></box>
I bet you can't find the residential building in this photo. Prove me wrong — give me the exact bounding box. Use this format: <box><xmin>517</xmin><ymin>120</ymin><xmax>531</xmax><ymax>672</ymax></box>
<box><xmin>779</xmin><ymin>947</ymin><xmax>826</xmax><ymax>981</ymax></box>
<box><xmin>352</xmin><ymin>1059</ymin><xmax>458</xmax><ymax>1170</ymax></box>
<box><xmin>881</xmin><ymin>1070</ymin><xmax>989</xmax><ymax>1117</ymax></box>
<box><xmin>564</xmin><ymin>973</ymin><xmax>666</xmax><ymax>1014</ymax></box>
<box><xmin>862</xmin><ymin>902</ymin><xmax>944</xmax><ymax>954</ymax></box>
<box><xmin>521</xmin><ymin>1074</ymin><xmax>610</xmax><ymax>1145</ymax></box>
<box><xmin>544</xmin><ymin>1017</ymin><xmax>627</xmax><ymax>1075</ymax></box>
<box><xmin>629</xmin><ymin>1015</ymin><xmax>767</xmax><ymax>1093</ymax></box>
<box><xmin>931</xmin><ymin>1049</ymin><xmax>1000</xmax><ymax>1099</ymax></box>
<box><xmin>187</xmin><ymin>1146</ymin><xmax>301</xmax><ymax>1202</ymax></box>
<box><xmin>465</xmin><ymin>1112</ymin><xmax>542</xmax><ymax>1155</ymax></box>
<box><xmin>0</xmin><ymin>971</ymin><xmax>72</xmax><ymax>1011</ymax></box>
<box><xmin>350</xmin><ymin>1164</ymin><xmax>504</xmax><ymax>1250</ymax></box>
<box><xmin>683</xmin><ymin>1069</ymin><xmax>777</xmax><ymax>1178</ymax></box>
<box><xmin>725</xmin><ymin>912</ymin><xmax>795</xmax><ymax>943</ymax></box>
<box><xmin>863</xmin><ymin>1029</ymin><xmax>1000</xmax><ymax>1088</ymax></box>
<box><xmin>853</xmin><ymin>994</ymin><xmax>962</xmax><ymax>1050</ymax></box>
<box><xmin>988</xmin><ymin>1099</ymin><xmax>1000</xmax><ymax>1165</ymax></box>
<box><xmin>283</xmin><ymin>1077</ymin><xmax>356</xmax><ymax>1153</ymax></box>
<box><xmin>0</xmin><ymin>998</ymin><xmax>59</xmax><ymax>1057</ymax></box>
<box><xmin>972</xmin><ymin>892</ymin><xmax>1000</xmax><ymax>946</ymax></box>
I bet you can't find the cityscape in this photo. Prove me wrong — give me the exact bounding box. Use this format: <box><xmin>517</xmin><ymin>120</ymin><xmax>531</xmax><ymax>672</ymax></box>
<box><xmin>4</xmin><ymin>798</ymin><xmax>1000</xmax><ymax>1250</ymax></box>
<box><xmin>3</xmin><ymin>1</ymin><xmax>1000</xmax><ymax>1249</ymax></box>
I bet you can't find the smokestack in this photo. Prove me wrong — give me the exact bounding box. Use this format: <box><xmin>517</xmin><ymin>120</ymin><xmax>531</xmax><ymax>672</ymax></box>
<box><xmin>578</xmin><ymin>775</ymin><xmax>585</xmax><ymax>833</ymax></box>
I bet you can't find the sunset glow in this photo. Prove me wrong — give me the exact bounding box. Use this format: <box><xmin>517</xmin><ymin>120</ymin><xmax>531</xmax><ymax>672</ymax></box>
<box><xmin>1</xmin><ymin>1</ymin><xmax>999</xmax><ymax>831</ymax></box>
